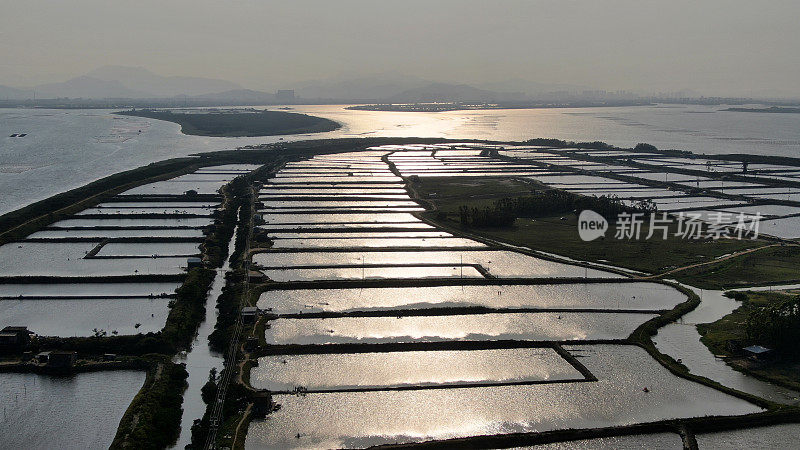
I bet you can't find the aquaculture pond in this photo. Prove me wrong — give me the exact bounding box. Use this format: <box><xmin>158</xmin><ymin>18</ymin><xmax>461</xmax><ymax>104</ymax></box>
<box><xmin>268</xmin><ymin>237</ymin><xmax>485</xmax><ymax>249</ymax></box>
<box><xmin>0</xmin><ymin>242</ymin><xmax>188</xmax><ymax>276</ymax></box>
<box><xmin>257</xmin><ymin>283</ymin><xmax>686</xmax><ymax>314</ymax></box>
<box><xmin>244</xmin><ymin>345</ymin><xmax>760</xmax><ymax>449</ymax></box>
<box><xmin>29</xmin><ymin>229</ymin><xmax>206</xmax><ymax>239</ymax></box>
<box><xmin>0</xmin><ymin>297</ymin><xmax>171</xmax><ymax>336</ymax></box>
<box><xmin>257</xmin><ymin>222</ymin><xmax>434</xmax><ymax>230</ymax></box>
<box><xmin>260</xmin><ymin>265</ymin><xmax>484</xmax><ymax>281</ymax></box>
<box><xmin>263</xmin><ymin>312</ymin><xmax>657</xmax><ymax>345</ymax></box>
<box><xmin>516</xmin><ymin>432</ymin><xmax>684</xmax><ymax>449</ymax></box>
<box><xmin>0</xmin><ymin>371</ymin><xmax>146</xmax><ymax>450</ymax></box>
<box><xmin>695</xmin><ymin>424</ymin><xmax>800</xmax><ymax>449</ymax></box>
<box><xmin>260</xmin><ymin>212</ymin><xmax>422</xmax><ymax>224</ymax></box>
<box><xmin>0</xmin><ymin>282</ymin><xmax>179</xmax><ymax>298</ymax></box>
<box><xmin>95</xmin><ymin>242</ymin><xmax>201</xmax><ymax>257</ymax></box>
<box><xmin>252</xmin><ymin>250</ymin><xmax>618</xmax><ymax>279</ymax></box>
<box><xmin>244</xmin><ymin>145</ymin><xmax>800</xmax><ymax>448</ymax></box>
<box><xmin>251</xmin><ymin>348</ymin><xmax>583</xmax><ymax>391</ymax></box>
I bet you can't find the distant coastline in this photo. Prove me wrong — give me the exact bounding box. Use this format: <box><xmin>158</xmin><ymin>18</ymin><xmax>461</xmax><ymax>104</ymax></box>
<box><xmin>346</xmin><ymin>101</ymin><xmax>653</xmax><ymax>113</ymax></box>
<box><xmin>725</xmin><ymin>106</ymin><xmax>800</xmax><ymax>114</ymax></box>
<box><xmin>115</xmin><ymin>108</ymin><xmax>340</xmax><ymax>137</ymax></box>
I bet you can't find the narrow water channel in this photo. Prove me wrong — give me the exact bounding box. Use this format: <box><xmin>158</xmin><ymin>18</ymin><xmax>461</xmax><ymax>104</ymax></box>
<box><xmin>653</xmin><ymin>282</ymin><xmax>800</xmax><ymax>405</ymax></box>
<box><xmin>172</xmin><ymin>223</ymin><xmax>239</xmax><ymax>449</ymax></box>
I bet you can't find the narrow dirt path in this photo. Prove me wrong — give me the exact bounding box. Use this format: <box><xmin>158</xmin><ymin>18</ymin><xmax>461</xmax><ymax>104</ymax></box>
<box><xmin>640</xmin><ymin>243</ymin><xmax>793</xmax><ymax>279</ymax></box>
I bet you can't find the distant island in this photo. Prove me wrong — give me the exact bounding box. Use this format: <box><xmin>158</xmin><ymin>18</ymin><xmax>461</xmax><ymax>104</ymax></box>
<box><xmin>115</xmin><ymin>108</ymin><xmax>340</xmax><ymax>137</ymax></box>
<box><xmin>725</xmin><ymin>106</ymin><xmax>800</xmax><ymax>114</ymax></box>
<box><xmin>347</xmin><ymin>100</ymin><xmax>652</xmax><ymax>112</ymax></box>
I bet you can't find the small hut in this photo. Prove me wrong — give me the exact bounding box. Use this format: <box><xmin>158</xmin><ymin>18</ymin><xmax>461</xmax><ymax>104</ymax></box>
<box><xmin>742</xmin><ymin>345</ymin><xmax>773</xmax><ymax>362</ymax></box>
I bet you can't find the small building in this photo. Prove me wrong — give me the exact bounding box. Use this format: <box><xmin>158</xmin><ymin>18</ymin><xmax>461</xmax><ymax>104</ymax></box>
<box><xmin>47</xmin><ymin>351</ymin><xmax>77</xmax><ymax>369</ymax></box>
<box><xmin>743</xmin><ymin>345</ymin><xmax>773</xmax><ymax>361</ymax></box>
<box><xmin>103</xmin><ymin>353</ymin><xmax>117</xmax><ymax>362</ymax></box>
<box><xmin>187</xmin><ymin>257</ymin><xmax>204</xmax><ymax>269</ymax></box>
<box><xmin>36</xmin><ymin>351</ymin><xmax>51</xmax><ymax>364</ymax></box>
<box><xmin>241</xmin><ymin>307</ymin><xmax>259</xmax><ymax>324</ymax></box>
<box><xmin>0</xmin><ymin>326</ymin><xmax>31</xmax><ymax>349</ymax></box>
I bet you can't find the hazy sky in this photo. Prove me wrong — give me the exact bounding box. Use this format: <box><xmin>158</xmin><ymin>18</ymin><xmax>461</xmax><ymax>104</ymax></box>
<box><xmin>1</xmin><ymin>0</ymin><xmax>799</xmax><ymax>96</ymax></box>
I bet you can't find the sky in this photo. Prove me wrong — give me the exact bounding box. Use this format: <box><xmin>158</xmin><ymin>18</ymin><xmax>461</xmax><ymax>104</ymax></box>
<box><xmin>1</xmin><ymin>0</ymin><xmax>799</xmax><ymax>97</ymax></box>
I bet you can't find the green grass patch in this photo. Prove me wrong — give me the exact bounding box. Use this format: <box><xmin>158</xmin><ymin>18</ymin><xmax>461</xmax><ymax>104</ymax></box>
<box><xmin>677</xmin><ymin>246</ymin><xmax>800</xmax><ymax>289</ymax></box>
<box><xmin>414</xmin><ymin>176</ymin><xmax>543</xmax><ymax>202</ymax></box>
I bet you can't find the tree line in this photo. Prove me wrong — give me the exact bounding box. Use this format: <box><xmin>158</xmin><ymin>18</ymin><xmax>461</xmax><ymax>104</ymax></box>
<box><xmin>746</xmin><ymin>295</ymin><xmax>800</xmax><ymax>354</ymax></box>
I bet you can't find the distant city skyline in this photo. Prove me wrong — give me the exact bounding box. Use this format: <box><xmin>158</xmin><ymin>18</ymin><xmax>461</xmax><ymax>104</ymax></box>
<box><xmin>2</xmin><ymin>0</ymin><xmax>799</xmax><ymax>98</ymax></box>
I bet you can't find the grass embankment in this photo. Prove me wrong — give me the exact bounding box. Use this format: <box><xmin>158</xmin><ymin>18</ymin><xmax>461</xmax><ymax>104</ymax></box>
<box><xmin>697</xmin><ymin>290</ymin><xmax>800</xmax><ymax>390</ymax></box>
<box><xmin>111</xmin><ymin>358</ymin><xmax>189</xmax><ymax>449</ymax></box>
<box><xmin>412</xmin><ymin>176</ymin><xmax>797</xmax><ymax>289</ymax></box>
<box><xmin>116</xmin><ymin>109</ymin><xmax>340</xmax><ymax>137</ymax></box>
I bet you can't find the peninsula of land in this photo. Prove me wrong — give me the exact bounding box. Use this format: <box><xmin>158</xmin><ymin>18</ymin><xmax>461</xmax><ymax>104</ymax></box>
<box><xmin>115</xmin><ymin>108</ymin><xmax>340</xmax><ymax>137</ymax></box>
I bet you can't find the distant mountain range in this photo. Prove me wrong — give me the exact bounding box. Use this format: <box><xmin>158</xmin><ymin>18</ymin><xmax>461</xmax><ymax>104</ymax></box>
<box><xmin>86</xmin><ymin>65</ymin><xmax>242</xmax><ymax>97</ymax></box>
<box><xmin>35</xmin><ymin>75</ymin><xmax>151</xmax><ymax>99</ymax></box>
<box><xmin>0</xmin><ymin>84</ymin><xmax>36</xmax><ymax>100</ymax></box>
<box><xmin>1</xmin><ymin>66</ymin><xmax>244</xmax><ymax>100</ymax></box>
<box><xmin>0</xmin><ymin>66</ymin><xmax>609</xmax><ymax>103</ymax></box>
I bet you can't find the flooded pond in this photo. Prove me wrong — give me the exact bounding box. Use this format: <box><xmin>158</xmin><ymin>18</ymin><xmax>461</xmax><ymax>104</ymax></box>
<box><xmin>253</xmin><ymin>250</ymin><xmax>618</xmax><ymax>278</ymax></box>
<box><xmin>50</xmin><ymin>217</ymin><xmax>212</xmax><ymax>228</ymax></box>
<box><xmin>120</xmin><ymin>180</ymin><xmax>229</xmax><ymax>195</ymax></box>
<box><xmin>264</xmin><ymin>312</ymin><xmax>657</xmax><ymax>345</ymax></box>
<box><xmin>0</xmin><ymin>371</ymin><xmax>145</xmax><ymax>450</ymax></box>
<box><xmin>244</xmin><ymin>345</ymin><xmax>760</xmax><ymax>449</ymax></box>
<box><xmin>696</xmin><ymin>423</ymin><xmax>800</xmax><ymax>448</ymax></box>
<box><xmin>0</xmin><ymin>297</ymin><xmax>170</xmax><ymax>336</ymax></box>
<box><xmin>258</xmin><ymin>222</ymin><xmax>434</xmax><ymax>230</ymax></box>
<box><xmin>0</xmin><ymin>242</ymin><xmax>188</xmax><ymax>276</ymax></box>
<box><xmin>261</xmin><ymin>212</ymin><xmax>422</xmax><ymax>224</ymax></box>
<box><xmin>96</xmin><ymin>242</ymin><xmax>200</xmax><ymax>257</ymax></box>
<box><xmin>269</xmin><ymin>237</ymin><xmax>485</xmax><ymax>248</ymax></box>
<box><xmin>261</xmin><ymin>200</ymin><xmax>420</xmax><ymax>208</ymax></box>
<box><xmin>77</xmin><ymin>207</ymin><xmax>214</xmax><ymax>216</ymax></box>
<box><xmin>261</xmin><ymin>207</ymin><xmax>426</xmax><ymax>212</ymax></box>
<box><xmin>264</xmin><ymin>231</ymin><xmax>452</xmax><ymax>239</ymax></box>
<box><xmin>99</xmin><ymin>201</ymin><xmax>219</xmax><ymax>208</ymax></box>
<box><xmin>260</xmin><ymin>265</ymin><xmax>484</xmax><ymax>281</ymax></box>
<box><xmin>516</xmin><ymin>432</ymin><xmax>683</xmax><ymax>449</ymax></box>
<box><xmin>266</xmin><ymin>176</ymin><xmax>402</xmax><ymax>183</ymax></box>
<box><xmin>257</xmin><ymin>283</ymin><xmax>685</xmax><ymax>314</ymax></box>
<box><xmin>29</xmin><ymin>229</ymin><xmax>205</xmax><ymax>239</ymax></box>
<box><xmin>0</xmin><ymin>282</ymin><xmax>179</xmax><ymax>298</ymax></box>
<box><xmin>251</xmin><ymin>348</ymin><xmax>583</xmax><ymax>391</ymax></box>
